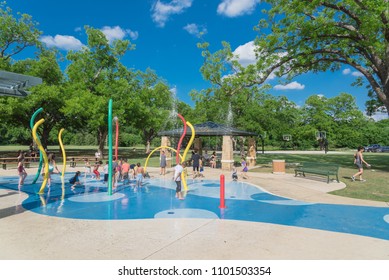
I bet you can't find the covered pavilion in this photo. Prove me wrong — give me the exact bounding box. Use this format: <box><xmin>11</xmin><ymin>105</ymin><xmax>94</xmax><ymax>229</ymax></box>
<box><xmin>0</xmin><ymin>70</ymin><xmax>42</xmax><ymax>97</ymax></box>
<box><xmin>158</xmin><ymin>121</ymin><xmax>257</xmax><ymax>170</ymax></box>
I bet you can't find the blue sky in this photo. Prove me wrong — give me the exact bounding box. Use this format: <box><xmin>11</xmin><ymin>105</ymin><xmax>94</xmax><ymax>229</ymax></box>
<box><xmin>8</xmin><ymin>0</ymin><xmax>386</xmax><ymax>119</ymax></box>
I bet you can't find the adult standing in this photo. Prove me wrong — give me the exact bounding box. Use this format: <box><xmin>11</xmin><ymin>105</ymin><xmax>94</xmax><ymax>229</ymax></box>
<box><xmin>160</xmin><ymin>150</ymin><xmax>167</xmax><ymax>175</ymax></box>
<box><xmin>173</xmin><ymin>162</ymin><xmax>185</xmax><ymax>200</ymax></box>
<box><xmin>191</xmin><ymin>150</ymin><xmax>201</xmax><ymax>178</ymax></box>
<box><xmin>210</xmin><ymin>151</ymin><xmax>217</xmax><ymax>168</ymax></box>
<box><xmin>352</xmin><ymin>146</ymin><xmax>370</xmax><ymax>182</ymax></box>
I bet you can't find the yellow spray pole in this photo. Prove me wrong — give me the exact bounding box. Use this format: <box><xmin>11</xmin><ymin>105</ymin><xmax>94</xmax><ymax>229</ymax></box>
<box><xmin>32</xmin><ymin>119</ymin><xmax>49</xmax><ymax>194</ymax></box>
<box><xmin>182</xmin><ymin>121</ymin><xmax>195</xmax><ymax>191</ymax></box>
<box><xmin>58</xmin><ymin>128</ymin><xmax>66</xmax><ymax>178</ymax></box>
<box><xmin>144</xmin><ymin>146</ymin><xmax>182</xmax><ymax>173</ymax></box>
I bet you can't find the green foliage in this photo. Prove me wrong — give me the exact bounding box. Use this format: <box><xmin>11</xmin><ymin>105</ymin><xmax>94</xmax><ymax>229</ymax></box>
<box><xmin>0</xmin><ymin>2</ymin><xmax>41</xmax><ymax>61</ymax></box>
<box><xmin>257</xmin><ymin>0</ymin><xmax>389</xmax><ymax>114</ymax></box>
<box><xmin>1</xmin><ymin>1</ymin><xmax>388</xmax><ymax>154</ymax></box>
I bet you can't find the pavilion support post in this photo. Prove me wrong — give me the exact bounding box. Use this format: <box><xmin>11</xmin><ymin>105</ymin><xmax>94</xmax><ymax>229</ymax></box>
<box><xmin>194</xmin><ymin>137</ymin><xmax>202</xmax><ymax>155</ymax></box>
<box><xmin>161</xmin><ymin>136</ymin><xmax>172</xmax><ymax>168</ymax></box>
<box><xmin>221</xmin><ymin>135</ymin><xmax>234</xmax><ymax>171</ymax></box>
<box><xmin>246</xmin><ymin>137</ymin><xmax>257</xmax><ymax>167</ymax></box>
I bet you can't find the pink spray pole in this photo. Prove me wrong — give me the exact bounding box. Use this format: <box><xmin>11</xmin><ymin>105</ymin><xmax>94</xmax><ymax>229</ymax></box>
<box><xmin>113</xmin><ymin>116</ymin><xmax>119</xmax><ymax>160</ymax></box>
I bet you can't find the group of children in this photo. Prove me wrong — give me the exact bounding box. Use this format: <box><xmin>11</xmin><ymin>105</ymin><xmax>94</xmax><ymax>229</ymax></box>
<box><xmin>231</xmin><ymin>157</ymin><xmax>249</xmax><ymax>181</ymax></box>
<box><xmin>16</xmin><ymin>149</ymin><xmax>250</xmax><ymax>193</ymax></box>
<box><xmin>68</xmin><ymin>157</ymin><xmax>148</xmax><ymax>190</ymax></box>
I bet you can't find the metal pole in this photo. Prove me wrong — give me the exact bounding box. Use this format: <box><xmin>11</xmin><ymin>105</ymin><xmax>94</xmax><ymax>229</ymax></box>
<box><xmin>219</xmin><ymin>174</ymin><xmax>226</xmax><ymax>209</ymax></box>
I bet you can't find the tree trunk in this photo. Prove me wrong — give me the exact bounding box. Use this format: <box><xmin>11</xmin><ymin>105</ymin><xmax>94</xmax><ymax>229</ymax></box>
<box><xmin>41</xmin><ymin>125</ymin><xmax>51</xmax><ymax>150</ymax></box>
<box><xmin>146</xmin><ymin>140</ymin><xmax>151</xmax><ymax>154</ymax></box>
<box><xmin>97</xmin><ymin>128</ymin><xmax>107</xmax><ymax>159</ymax></box>
<box><xmin>240</xmin><ymin>136</ymin><xmax>245</xmax><ymax>157</ymax></box>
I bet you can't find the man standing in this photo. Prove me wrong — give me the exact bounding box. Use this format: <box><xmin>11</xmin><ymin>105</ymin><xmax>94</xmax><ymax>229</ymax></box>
<box><xmin>191</xmin><ymin>150</ymin><xmax>201</xmax><ymax>178</ymax></box>
<box><xmin>174</xmin><ymin>162</ymin><xmax>185</xmax><ymax>200</ymax></box>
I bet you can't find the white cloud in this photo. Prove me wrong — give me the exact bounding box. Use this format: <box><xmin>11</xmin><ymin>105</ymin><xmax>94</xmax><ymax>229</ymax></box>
<box><xmin>40</xmin><ymin>35</ymin><xmax>84</xmax><ymax>51</ymax></box>
<box><xmin>351</xmin><ymin>71</ymin><xmax>364</xmax><ymax>77</ymax></box>
<box><xmin>151</xmin><ymin>0</ymin><xmax>193</xmax><ymax>27</ymax></box>
<box><xmin>183</xmin><ymin>23</ymin><xmax>207</xmax><ymax>37</ymax></box>
<box><xmin>233</xmin><ymin>41</ymin><xmax>256</xmax><ymax>67</ymax></box>
<box><xmin>233</xmin><ymin>40</ymin><xmax>280</xmax><ymax>80</ymax></box>
<box><xmin>217</xmin><ymin>0</ymin><xmax>261</xmax><ymax>17</ymax></box>
<box><xmin>274</xmin><ymin>81</ymin><xmax>305</xmax><ymax>90</ymax></box>
<box><xmin>368</xmin><ymin>112</ymin><xmax>389</xmax><ymax>121</ymax></box>
<box><xmin>343</xmin><ymin>68</ymin><xmax>363</xmax><ymax>77</ymax></box>
<box><xmin>74</xmin><ymin>27</ymin><xmax>82</xmax><ymax>33</ymax></box>
<box><xmin>101</xmin><ymin>26</ymin><xmax>138</xmax><ymax>43</ymax></box>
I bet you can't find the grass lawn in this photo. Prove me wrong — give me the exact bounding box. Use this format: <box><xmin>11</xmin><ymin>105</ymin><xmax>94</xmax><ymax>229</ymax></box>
<box><xmin>253</xmin><ymin>153</ymin><xmax>389</xmax><ymax>203</ymax></box>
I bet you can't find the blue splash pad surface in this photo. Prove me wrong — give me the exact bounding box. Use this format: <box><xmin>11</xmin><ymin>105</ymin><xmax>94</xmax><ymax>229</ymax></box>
<box><xmin>1</xmin><ymin>173</ymin><xmax>389</xmax><ymax>240</ymax></box>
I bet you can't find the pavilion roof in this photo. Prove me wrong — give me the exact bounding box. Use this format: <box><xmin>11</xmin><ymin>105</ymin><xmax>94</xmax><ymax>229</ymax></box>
<box><xmin>0</xmin><ymin>70</ymin><xmax>42</xmax><ymax>97</ymax></box>
<box><xmin>158</xmin><ymin>121</ymin><xmax>257</xmax><ymax>137</ymax></box>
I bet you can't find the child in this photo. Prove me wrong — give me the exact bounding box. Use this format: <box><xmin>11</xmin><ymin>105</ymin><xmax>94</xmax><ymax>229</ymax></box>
<box><xmin>135</xmin><ymin>163</ymin><xmax>145</xmax><ymax>189</ymax></box>
<box><xmin>93</xmin><ymin>161</ymin><xmax>102</xmax><ymax>180</ymax></box>
<box><xmin>232</xmin><ymin>166</ymin><xmax>238</xmax><ymax>181</ymax></box>
<box><xmin>17</xmin><ymin>156</ymin><xmax>27</xmax><ymax>188</ymax></box>
<box><xmin>84</xmin><ymin>158</ymin><xmax>91</xmax><ymax>177</ymax></box>
<box><xmin>198</xmin><ymin>158</ymin><xmax>205</xmax><ymax>178</ymax></box>
<box><xmin>240</xmin><ymin>157</ymin><xmax>249</xmax><ymax>179</ymax></box>
<box><xmin>103</xmin><ymin>161</ymin><xmax>109</xmax><ymax>183</ymax></box>
<box><xmin>69</xmin><ymin>171</ymin><xmax>82</xmax><ymax>189</ymax></box>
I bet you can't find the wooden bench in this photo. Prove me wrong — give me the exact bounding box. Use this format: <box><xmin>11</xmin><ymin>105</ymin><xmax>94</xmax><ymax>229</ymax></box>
<box><xmin>1</xmin><ymin>157</ymin><xmax>34</xmax><ymax>169</ymax></box>
<box><xmin>294</xmin><ymin>162</ymin><xmax>339</xmax><ymax>183</ymax></box>
<box><xmin>67</xmin><ymin>157</ymin><xmax>103</xmax><ymax>168</ymax></box>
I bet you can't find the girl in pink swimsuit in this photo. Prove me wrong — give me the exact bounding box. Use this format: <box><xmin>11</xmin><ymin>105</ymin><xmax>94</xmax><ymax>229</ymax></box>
<box><xmin>17</xmin><ymin>156</ymin><xmax>27</xmax><ymax>188</ymax></box>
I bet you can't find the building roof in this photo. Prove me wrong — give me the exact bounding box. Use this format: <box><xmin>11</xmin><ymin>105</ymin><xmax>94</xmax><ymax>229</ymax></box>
<box><xmin>0</xmin><ymin>70</ymin><xmax>42</xmax><ymax>97</ymax></box>
<box><xmin>158</xmin><ymin>121</ymin><xmax>257</xmax><ymax>137</ymax></box>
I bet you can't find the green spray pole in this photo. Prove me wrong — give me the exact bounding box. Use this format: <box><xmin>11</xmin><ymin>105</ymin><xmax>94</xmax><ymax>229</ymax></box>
<box><xmin>108</xmin><ymin>99</ymin><xmax>113</xmax><ymax>195</ymax></box>
<box><xmin>30</xmin><ymin>107</ymin><xmax>44</xmax><ymax>184</ymax></box>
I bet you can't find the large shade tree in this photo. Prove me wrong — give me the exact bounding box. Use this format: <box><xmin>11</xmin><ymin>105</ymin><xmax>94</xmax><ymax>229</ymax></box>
<box><xmin>64</xmin><ymin>26</ymin><xmax>135</xmax><ymax>156</ymax></box>
<box><xmin>254</xmin><ymin>0</ymin><xmax>389</xmax><ymax>115</ymax></box>
<box><xmin>0</xmin><ymin>2</ymin><xmax>41</xmax><ymax>67</ymax></box>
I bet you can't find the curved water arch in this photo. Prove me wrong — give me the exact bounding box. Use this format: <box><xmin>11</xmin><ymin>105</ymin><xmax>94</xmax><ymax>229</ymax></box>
<box><xmin>144</xmin><ymin>146</ymin><xmax>182</xmax><ymax>172</ymax></box>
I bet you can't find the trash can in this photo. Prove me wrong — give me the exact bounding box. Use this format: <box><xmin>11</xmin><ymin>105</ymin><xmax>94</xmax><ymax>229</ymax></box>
<box><xmin>272</xmin><ymin>160</ymin><xmax>285</xmax><ymax>174</ymax></box>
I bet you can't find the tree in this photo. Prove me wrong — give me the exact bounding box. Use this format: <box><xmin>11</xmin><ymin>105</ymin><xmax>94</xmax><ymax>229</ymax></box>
<box><xmin>65</xmin><ymin>26</ymin><xmax>135</xmax><ymax>156</ymax></box>
<box><xmin>301</xmin><ymin>93</ymin><xmax>368</xmax><ymax>148</ymax></box>
<box><xmin>0</xmin><ymin>49</ymin><xmax>65</xmax><ymax>147</ymax></box>
<box><xmin>0</xmin><ymin>2</ymin><xmax>41</xmax><ymax>64</ymax></box>
<box><xmin>254</xmin><ymin>0</ymin><xmax>389</xmax><ymax>115</ymax></box>
<box><xmin>128</xmin><ymin>69</ymin><xmax>173</xmax><ymax>153</ymax></box>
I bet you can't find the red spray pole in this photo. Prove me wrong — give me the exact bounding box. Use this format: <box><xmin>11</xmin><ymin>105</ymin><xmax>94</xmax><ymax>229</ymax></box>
<box><xmin>219</xmin><ymin>174</ymin><xmax>226</xmax><ymax>209</ymax></box>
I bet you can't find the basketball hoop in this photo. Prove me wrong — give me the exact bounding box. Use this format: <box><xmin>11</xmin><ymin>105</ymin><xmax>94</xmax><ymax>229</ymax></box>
<box><xmin>316</xmin><ymin>131</ymin><xmax>326</xmax><ymax>140</ymax></box>
<box><xmin>283</xmin><ymin>134</ymin><xmax>292</xmax><ymax>142</ymax></box>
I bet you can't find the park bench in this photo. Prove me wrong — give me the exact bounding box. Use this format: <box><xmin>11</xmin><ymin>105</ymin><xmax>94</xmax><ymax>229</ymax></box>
<box><xmin>1</xmin><ymin>157</ymin><xmax>33</xmax><ymax>170</ymax></box>
<box><xmin>67</xmin><ymin>157</ymin><xmax>102</xmax><ymax>168</ymax></box>
<box><xmin>294</xmin><ymin>162</ymin><xmax>339</xmax><ymax>184</ymax></box>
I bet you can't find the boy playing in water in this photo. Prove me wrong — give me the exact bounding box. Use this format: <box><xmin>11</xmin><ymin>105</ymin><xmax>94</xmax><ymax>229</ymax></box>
<box><xmin>232</xmin><ymin>166</ymin><xmax>238</xmax><ymax>181</ymax></box>
<box><xmin>69</xmin><ymin>171</ymin><xmax>82</xmax><ymax>189</ymax></box>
